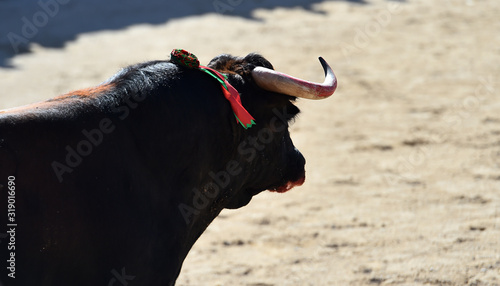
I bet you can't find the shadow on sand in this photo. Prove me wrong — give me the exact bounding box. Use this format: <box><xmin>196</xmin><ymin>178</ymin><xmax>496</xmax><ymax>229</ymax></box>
<box><xmin>0</xmin><ymin>0</ymin><xmax>370</xmax><ymax>68</ymax></box>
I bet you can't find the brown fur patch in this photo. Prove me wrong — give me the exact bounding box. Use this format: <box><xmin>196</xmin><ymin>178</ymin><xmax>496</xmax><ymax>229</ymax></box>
<box><xmin>0</xmin><ymin>83</ymin><xmax>115</xmax><ymax>115</ymax></box>
<box><xmin>51</xmin><ymin>82</ymin><xmax>115</xmax><ymax>101</ymax></box>
<box><xmin>0</xmin><ymin>101</ymin><xmax>64</xmax><ymax>115</ymax></box>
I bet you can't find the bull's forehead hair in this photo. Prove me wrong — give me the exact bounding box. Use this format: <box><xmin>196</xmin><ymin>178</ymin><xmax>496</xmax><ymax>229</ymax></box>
<box><xmin>207</xmin><ymin>53</ymin><xmax>274</xmax><ymax>76</ymax></box>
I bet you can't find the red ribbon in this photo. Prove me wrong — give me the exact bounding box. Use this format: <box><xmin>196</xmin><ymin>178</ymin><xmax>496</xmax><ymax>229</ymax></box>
<box><xmin>200</xmin><ymin>66</ymin><xmax>256</xmax><ymax>129</ymax></box>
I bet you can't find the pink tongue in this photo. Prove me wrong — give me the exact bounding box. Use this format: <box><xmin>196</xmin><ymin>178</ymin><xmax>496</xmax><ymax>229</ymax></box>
<box><xmin>269</xmin><ymin>176</ymin><xmax>305</xmax><ymax>193</ymax></box>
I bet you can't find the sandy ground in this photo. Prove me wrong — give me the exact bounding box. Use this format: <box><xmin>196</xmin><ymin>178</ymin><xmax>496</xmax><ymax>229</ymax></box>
<box><xmin>1</xmin><ymin>0</ymin><xmax>500</xmax><ymax>285</ymax></box>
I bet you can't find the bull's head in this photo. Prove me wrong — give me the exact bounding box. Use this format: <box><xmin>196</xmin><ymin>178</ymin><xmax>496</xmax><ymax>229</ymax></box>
<box><xmin>206</xmin><ymin>54</ymin><xmax>337</xmax><ymax>208</ymax></box>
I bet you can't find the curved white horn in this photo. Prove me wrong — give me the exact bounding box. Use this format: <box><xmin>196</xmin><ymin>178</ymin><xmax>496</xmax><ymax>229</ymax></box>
<box><xmin>251</xmin><ymin>57</ymin><xmax>337</xmax><ymax>99</ymax></box>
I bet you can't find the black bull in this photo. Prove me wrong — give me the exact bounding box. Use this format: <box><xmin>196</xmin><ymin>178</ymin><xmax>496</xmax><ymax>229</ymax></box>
<box><xmin>0</xmin><ymin>53</ymin><xmax>336</xmax><ymax>285</ymax></box>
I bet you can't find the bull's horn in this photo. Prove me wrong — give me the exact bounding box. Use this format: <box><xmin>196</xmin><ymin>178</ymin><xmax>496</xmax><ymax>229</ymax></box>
<box><xmin>251</xmin><ymin>57</ymin><xmax>337</xmax><ymax>99</ymax></box>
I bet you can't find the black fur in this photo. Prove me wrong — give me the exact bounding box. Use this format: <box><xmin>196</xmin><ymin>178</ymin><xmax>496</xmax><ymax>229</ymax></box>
<box><xmin>0</xmin><ymin>53</ymin><xmax>304</xmax><ymax>285</ymax></box>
